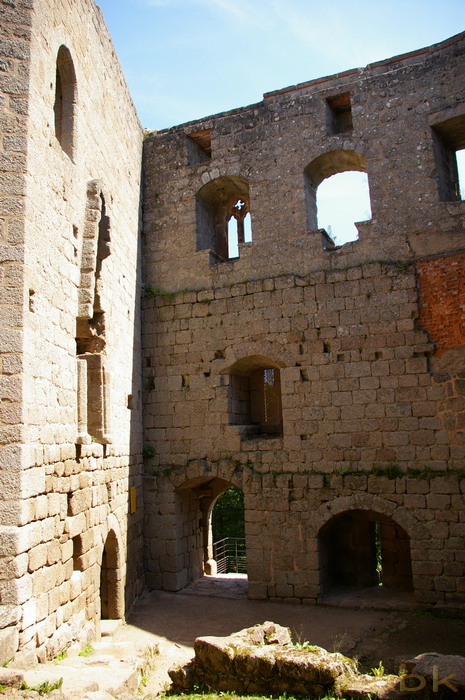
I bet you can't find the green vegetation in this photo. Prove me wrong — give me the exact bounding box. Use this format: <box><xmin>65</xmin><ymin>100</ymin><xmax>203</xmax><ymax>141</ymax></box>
<box><xmin>138</xmin><ymin>644</ymin><xmax>160</xmax><ymax>689</ymax></box>
<box><xmin>292</xmin><ymin>641</ymin><xmax>321</xmax><ymax>651</ymax></box>
<box><xmin>78</xmin><ymin>643</ymin><xmax>94</xmax><ymax>657</ymax></box>
<box><xmin>20</xmin><ymin>678</ymin><xmax>63</xmax><ymax>694</ymax></box>
<box><xmin>161</xmin><ymin>464</ymin><xmax>178</xmax><ymax>476</ymax></box>
<box><xmin>371</xmin><ymin>463</ymin><xmax>402</xmax><ymax>479</ymax></box>
<box><xmin>212</xmin><ymin>486</ymin><xmax>245</xmax><ymax>541</ymax></box>
<box><xmin>159</xmin><ymin>454</ymin><xmax>462</xmax><ymax>486</ymax></box>
<box><xmin>144</xmin><ymin>286</ymin><xmax>176</xmax><ymax>301</ymax></box>
<box><xmin>371</xmin><ymin>660</ymin><xmax>385</xmax><ymax>677</ymax></box>
<box><xmin>143</xmin><ymin>444</ymin><xmax>156</xmax><ymax>460</ymax></box>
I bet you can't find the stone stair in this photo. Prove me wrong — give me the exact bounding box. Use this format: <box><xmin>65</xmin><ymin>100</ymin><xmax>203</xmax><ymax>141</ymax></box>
<box><xmin>3</xmin><ymin>624</ymin><xmax>148</xmax><ymax>699</ymax></box>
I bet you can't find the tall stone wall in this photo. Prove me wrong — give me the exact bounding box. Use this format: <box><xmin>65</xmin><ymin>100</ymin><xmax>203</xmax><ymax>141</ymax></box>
<box><xmin>0</xmin><ymin>0</ymin><xmax>33</xmax><ymax>662</ymax></box>
<box><xmin>0</xmin><ymin>0</ymin><xmax>144</xmax><ymax>664</ymax></box>
<box><xmin>142</xmin><ymin>33</ymin><xmax>465</xmax><ymax>607</ymax></box>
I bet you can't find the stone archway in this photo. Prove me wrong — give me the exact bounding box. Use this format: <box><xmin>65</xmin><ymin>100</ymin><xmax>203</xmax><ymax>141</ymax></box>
<box><xmin>146</xmin><ymin>459</ymin><xmax>250</xmax><ymax>592</ymax></box>
<box><xmin>99</xmin><ymin>517</ymin><xmax>124</xmax><ymax>620</ymax></box>
<box><xmin>319</xmin><ymin>509</ymin><xmax>413</xmax><ymax>594</ymax></box>
<box><xmin>311</xmin><ymin>494</ymin><xmax>429</xmax><ymax>602</ymax></box>
<box><xmin>175</xmin><ymin>475</ymin><xmax>243</xmax><ymax>584</ymax></box>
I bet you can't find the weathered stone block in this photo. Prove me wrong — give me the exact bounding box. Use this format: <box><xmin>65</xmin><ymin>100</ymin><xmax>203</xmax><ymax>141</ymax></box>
<box><xmin>0</xmin><ymin>628</ymin><xmax>19</xmax><ymax>665</ymax></box>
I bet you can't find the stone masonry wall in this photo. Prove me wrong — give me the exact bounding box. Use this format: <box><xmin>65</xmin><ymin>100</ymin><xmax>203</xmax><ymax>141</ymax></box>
<box><xmin>142</xmin><ymin>33</ymin><xmax>465</xmax><ymax>607</ymax></box>
<box><xmin>143</xmin><ymin>33</ymin><xmax>465</xmax><ymax>293</ymax></box>
<box><xmin>142</xmin><ymin>266</ymin><xmax>465</xmax><ymax>604</ymax></box>
<box><xmin>0</xmin><ymin>0</ymin><xmax>33</xmax><ymax>662</ymax></box>
<box><xmin>0</xmin><ymin>0</ymin><xmax>145</xmax><ymax>664</ymax></box>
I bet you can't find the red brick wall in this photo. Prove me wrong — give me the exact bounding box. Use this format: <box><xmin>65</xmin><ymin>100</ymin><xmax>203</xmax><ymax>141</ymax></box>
<box><xmin>416</xmin><ymin>253</ymin><xmax>465</xmax><ymax>356</ymax></box>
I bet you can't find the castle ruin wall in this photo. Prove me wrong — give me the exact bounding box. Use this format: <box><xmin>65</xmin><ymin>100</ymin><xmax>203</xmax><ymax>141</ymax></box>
<box><xmin>142</xmin><ymin>32</ymin><xmax>465</xmax><ymax>607</ymax></box>
<box><xmin>0</xmin><ymin>0</ymin><xmax>144</xmax><ymax>664</ymax></box>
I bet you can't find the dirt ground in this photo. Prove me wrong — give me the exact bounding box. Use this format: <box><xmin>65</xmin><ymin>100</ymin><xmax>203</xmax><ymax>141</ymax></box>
<box><xmin>3</xmin><ymin>575</ymin><xmax>465</xmax><ymax>698</ymax></box>
<box><xmin>120</xmin><ymin>575</ymin><xmax>465</xmax><ymax>696</ymax></box>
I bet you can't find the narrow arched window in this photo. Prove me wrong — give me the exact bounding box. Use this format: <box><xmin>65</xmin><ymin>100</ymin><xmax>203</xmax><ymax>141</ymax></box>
<box><xmin>54</xmin><ymin>45</ymin><xmax>77</xmax><ymax>159</ymax></box>
<box><xmin>196</xmin><ymin>176</ymin><xmax>252</xmax><ymax>262</ymax></box>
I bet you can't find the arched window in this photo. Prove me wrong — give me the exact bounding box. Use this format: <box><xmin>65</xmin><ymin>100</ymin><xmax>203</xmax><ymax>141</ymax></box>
<box><xmin>228</xmin><ymin>356</ymin><xmax>283</xmax><ymax>437</ymax></box>
<box><xmin>196</xmin><ymin>176</ymin><xmax>252</xmax><ymax>262</ymax></box>
<box><xmin>304</xmin><ymin>150</ymin><xmax>372</xmax><ymax>246</ymax></box>
<box><xmin>54</xmin><ymin>45</ymin><xmax>77</xmax><ymax>159</ymax></box>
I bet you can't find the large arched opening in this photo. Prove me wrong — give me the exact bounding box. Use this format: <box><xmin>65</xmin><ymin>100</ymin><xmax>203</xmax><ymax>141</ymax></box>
<box><xmin>304</xmin><ymin>149</ymin><xmax>372</xmax><ymax>246</ymax></box>
<box><xmin>318</xmin><ymin>509</ymin><xmax>413</xmax><ymax>598</ymax></box>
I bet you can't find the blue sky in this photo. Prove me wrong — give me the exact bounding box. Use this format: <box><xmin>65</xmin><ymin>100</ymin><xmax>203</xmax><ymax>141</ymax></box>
<box><xmin>97</xmin><ymin>0</ymin><xmax>465</xmax><ymax>131</ymax></box>
<box><xmin>96</xmin><ymin>1</ymin><xmax>465</xmax><ymax>243</ymax></box>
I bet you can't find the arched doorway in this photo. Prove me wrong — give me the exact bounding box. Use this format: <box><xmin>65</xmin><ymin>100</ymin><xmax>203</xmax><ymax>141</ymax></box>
<box><xmin>319</xmin><ymin>510</ymin><xmax>413</xmax><ymax>596</ymax></box>
<box><xmin>100</xmin><ymin>529</ymin><xmax>123</xmax><ymax>619</ymax></box>
<box><xmin>211</xmin><ymin>486</ymin><xmax>246</xmax><ymax>574</ymax></box>
<box><xmin>174</xmin><ymin>476</ymin><xmax>248</xmax><ymax>588</ymax></box>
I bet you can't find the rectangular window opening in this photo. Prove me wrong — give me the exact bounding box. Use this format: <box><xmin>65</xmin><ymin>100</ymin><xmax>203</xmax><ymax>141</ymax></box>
<box><xmin>187</xmin><ymin>129</ymin><xmax>212</xmax><ymax>164</ymax></box>
<box><xmin>72</xmin><ymin>535</ymin><xmax>82</xmax><ymax>571</ymax></box>
<box><xmin>326</xmin><ymin>93</ymin><xmax>353</xmax><ymax>135</ymax></box>
<box><xmin>431</xmin><ymin>112</ymin><xmax>465</xmax><ymax>202</ymax></box>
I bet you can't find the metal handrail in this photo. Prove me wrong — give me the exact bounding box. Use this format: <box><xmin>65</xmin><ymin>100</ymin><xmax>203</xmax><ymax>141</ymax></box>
<box><xmin>212</xmin><ymin>537</ymin><xmax>246</xmax><ymax>574</ymax></box>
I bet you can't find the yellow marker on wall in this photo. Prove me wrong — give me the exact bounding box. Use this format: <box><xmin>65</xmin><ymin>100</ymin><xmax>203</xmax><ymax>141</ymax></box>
<box><xmin>130</xmin><ymin>486</ymin><xmax>137</xmax><ymax>514</ymax></box>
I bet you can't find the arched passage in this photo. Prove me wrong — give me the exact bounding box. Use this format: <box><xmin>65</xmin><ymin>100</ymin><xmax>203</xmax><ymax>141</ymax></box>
<box><xmin>318</xmin><ymin>509</ymin><xmax>413</xmax><ymax>596</ymax></box>
<box><xmin>212</xmin><ymin>486</ymin><xmax>246</xmax><ymax>574</ymax></box>
<box><xmin>100</xmin><ymin>528</ymin><xmax>123</xmax><ymax>620</ymax></box>
<box><xmin>174</xmin><ymin>475</ymin><xmax>248</xmax><ymax>587</ymax></box>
